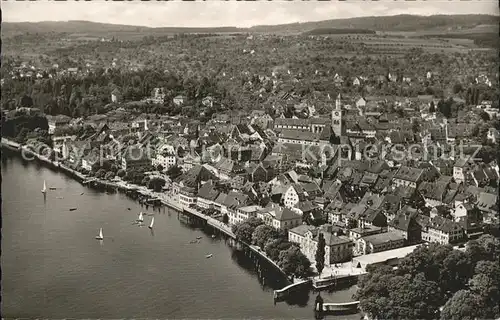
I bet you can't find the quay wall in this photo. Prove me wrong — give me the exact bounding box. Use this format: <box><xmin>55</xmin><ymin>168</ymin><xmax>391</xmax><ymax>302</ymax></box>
<box><xmin>2</xmin><ymin>138</ymin><xmax>291</xmax><ymax>278</ymax></box>
<box><xmin>2</xmin><ymin>138</ymin><xmax>356</xmax><ymax>304</ymax></box>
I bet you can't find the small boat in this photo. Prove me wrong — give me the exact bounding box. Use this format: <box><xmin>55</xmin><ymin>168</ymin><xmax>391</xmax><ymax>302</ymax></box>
<box><xmin>196</xmin><ymin>236</ymin><xmax>202</xmax><ymax>240</ymax></box>
<box><xmin>138</xmin><ymin>212</ymin><xmax>144</xmax><ymax>222</ymax></box>
<box><xmin>95</xmin><ymin>228</ymin><xmax>104</xmax><ymax>240</ymax></box>
<box><xmin>41</xmin><ymin>180</ymin><xmax>47</xmax><ymax>194</ymax></box>
<box><xmin>69</xmin><ymin>208</ymin><xmax>77</xmax><ymax>211</ymax></box>
<box><xmin>206</xmin><ymin>254</ymin><xmax>213</xmax><ymax>259</ymax></box>
<box><xmin>211</xmin><ymin>235</ymin><xmax>216</xmax><ymax>238</ymax></box>
<box><xmin>56</xmin><ymin>196</ymin><xmax>64</xmax><ymax>199</ymax></box>
<box><xmin>80</xmin><ymin>192</ymin><xmax>84</xmax><ymax>195</ymax></box>
<box><xmin>127</xmin><ymin>208</ymin><xmax>131</xmax><ymax>211</ymax></box>
<box><xmin>49</xmin><ymin>187</ymin><xmax>57</xmax><ymax>190</ymax></box>
<box><xmin>189</xmin><ymin>240</ymin><xmax>198</xmax><ymax>244</ymax></box>
<box><xmin>148</xmin><ymin>217</ymin><xmax>155</xmax><ymax>229</ymax></box>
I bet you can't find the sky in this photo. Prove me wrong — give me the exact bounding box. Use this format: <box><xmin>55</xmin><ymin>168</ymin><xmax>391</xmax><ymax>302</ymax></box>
<box><xmin>2</xmin><ymin>1</ymin><xmax>499</xmax><ymax>28</ymax></box>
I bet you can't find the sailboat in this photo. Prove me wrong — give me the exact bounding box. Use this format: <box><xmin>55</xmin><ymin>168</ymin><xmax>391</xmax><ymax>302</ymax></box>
<box><xmin>148</xmin><ymin>217</ymin><xmax>155</xmax><ymax>229</ymax></box>
<box><xmin>95</xmin><ymin>228</ymin><xmax>104</xmax><ymax>240</ymax></box>
<box><xmin>138</xmin><ymin>212</ymin><xmax>144</xmax><ymax>223</ymax></box>
<box><xmin>41</xmin><ymin>180</ymin><xmax>47</xmax><ymax>194</ymax></box>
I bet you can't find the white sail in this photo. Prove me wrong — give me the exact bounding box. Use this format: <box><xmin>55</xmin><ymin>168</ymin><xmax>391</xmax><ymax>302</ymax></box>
<box><xmin>99</xmin><ymin>228</ymin><xmax>103</xmax><ymax>239</ymax></box>
<box><xmin>42</xmin><ymin>180</ymin><xmax>47</xmax><ymax>193</ymax></box>
<box><xmin>138</xmin><ymin>212</ymin><xmax>144</xmax><ymax>222</ymax></box>
<box><xmin>149</xmin><ymin>217</ymin><xmax>155</xmax><ymax>228</ymax></box>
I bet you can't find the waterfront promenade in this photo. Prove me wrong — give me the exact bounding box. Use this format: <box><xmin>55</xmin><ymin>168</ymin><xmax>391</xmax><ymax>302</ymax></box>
<box><xmin>1</xmin><ymin>137</ymin><xmax>358</xmax><ymax>293</ymax></box>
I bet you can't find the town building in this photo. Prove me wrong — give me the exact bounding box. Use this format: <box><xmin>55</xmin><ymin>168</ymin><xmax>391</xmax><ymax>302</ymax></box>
<box><xmin>257</xmin><ymin>204</ymin><xmax>302</xmax><ymax>230</ymax></box>
<box><xmin>420</xmin><ymin>216</ymin><xmax>464</xmax><ymax>245</ymax></box>
<box><xmin>393</xmin><ymin>166</ymin><xmax>424</xmax><ymax>188</ymax></box>
<box><xmin>356</xmin><ymin>231</ymin><xmax>406</xmax><ymax>255</ymax></box>
<box><xmin>121</xmin><ymin>146</ymin><xmax>152</xmax><ymax>171</ymax></box>
<box><xmin>289</xmin><ymin>224</ymin><xmax>354</xmax><ymax>265</ymax></box>
<box><xmin>47</xmin><ymin>115</ymin><xmax>71</xmax><ymax>134</ymax></box>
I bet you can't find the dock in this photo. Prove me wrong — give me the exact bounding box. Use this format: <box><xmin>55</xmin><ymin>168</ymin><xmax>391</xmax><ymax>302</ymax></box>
<box><xmin>312</xmin><ymin>274</ymin><xmax>360</xmax><ymax>290</ymax></box>
<box><xmin>273</xmin><ymin>279</ymin><xmax>311</xmax><ymax>300</ymax></box>
<box><xmin>1</xmin><ymin>138</ymin><xmax>21</xmax><ymax>151</ymax></box>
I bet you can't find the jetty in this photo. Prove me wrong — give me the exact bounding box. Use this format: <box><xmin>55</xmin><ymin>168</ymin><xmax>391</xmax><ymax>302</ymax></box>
<box><xmin>1</xmin><ymin>138</ymin><xmax>21</xmax><ymax>151</ymax></box>
<box><xmin>273</xmin><ymin>279</ymin><xmax>311</xmax><ymax>300</ymax></box>
<box><xmin>313</xmin><ymin>294</ymin><xmax>360</xmax><ymax>318</ymax></box>
<box><xmin>314</xmin><ymin>301</ymin><xmax>359</xmax><ymax>315</ymax></box>
<box><xmin>312</xmin><ymin>273</ymin><xmax>360</xmax><ymax>290</ymax></box>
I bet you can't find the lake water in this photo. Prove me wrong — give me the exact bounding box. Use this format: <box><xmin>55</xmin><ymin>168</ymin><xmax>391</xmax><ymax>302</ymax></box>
<box><xmin>1</xmin><ymin>152</ymin><xmax>359</xmax><ymax>319</ymax></box>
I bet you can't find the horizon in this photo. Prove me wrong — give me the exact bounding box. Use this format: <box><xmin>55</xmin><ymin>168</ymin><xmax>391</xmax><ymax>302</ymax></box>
<box><xmin>2</xmin><ymin>1</ymin><xmax>499</xmax><ymax>28</ymax></box>
<box><xmin>5</xmin><ymin>13</ymin><xmax>500</xmax><ymax>30</ymax></box>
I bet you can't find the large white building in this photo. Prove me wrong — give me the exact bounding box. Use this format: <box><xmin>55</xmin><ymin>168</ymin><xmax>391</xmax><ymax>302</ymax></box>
<box><xmin>289</xmin><ymin>224</ymin><xmax>353</xmax><ymax>265</ymax></box>
<box><xmin>257</xmin><ymin>204</ymin><xmax>302</xmax><ymax>230</ymax></box>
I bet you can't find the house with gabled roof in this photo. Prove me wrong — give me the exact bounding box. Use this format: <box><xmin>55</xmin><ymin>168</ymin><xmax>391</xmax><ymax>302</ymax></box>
<box><xmin>357</xmin><ymin>231</ymin><xmax>406</xmax><ymax>255</ymax></box>
<box><xmin>393</xmin><ymin>166</ymin><xmax>424</xmax><ymax>188</ymax></box>
<box><xmin>421</xmin><ymin>215</ymin><xmax>464</xmax><ymax>245</ymax></box>
<box><xmin>247</xmin><ymin>162</ymin><xmax>268</xmax><ymax>182</ymax></box>
<box><xmin>388</xmin><ymin>206</ymin><xmax>422</xmax><ymax>243</ymax></box>
<box><xmin>283</xmin><ymin>183</ymin><xmax>307</xmax><ymax>208</ymax></box>
<box><xmin>173</xmin><ymin>95</ymin><xmax>186</xmax><ymax>106</ymax></box>
<box><xmin>227</xmin><ymin>204</ymin><xmax>261</xmax><ymax>226</ymax></box>
<box><xmin>197</xmin><ymin>180</ymin><xmax>221</xmax><ymax>209</ymax></box>
<box><xmin>289</xmin><ymin>224</ymin><xmax>353</xmax><ymax>265</ymax></box>
<box><xmin>212</xmin><ymin>157</ymin><xmax>245</xmax><ymax>180</ymax></box>
<box><xmin>476</xmin><ymin>192</ymin><xmax>498</xmax><ymax>220</ymax></box>
<box><xmin>257</xmin><ymin>203</ymin><xmax>302</xmax><ymax>230</ymax></box>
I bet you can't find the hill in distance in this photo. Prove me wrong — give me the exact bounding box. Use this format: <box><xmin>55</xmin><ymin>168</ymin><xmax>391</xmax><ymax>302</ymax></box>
<box><xmin>2</xmin><ymin>14</ymin><xmax>498</xmax><ymax>37</ymax></box>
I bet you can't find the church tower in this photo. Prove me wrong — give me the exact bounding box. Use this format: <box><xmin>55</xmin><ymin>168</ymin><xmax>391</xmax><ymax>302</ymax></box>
<box><xmin>331</xmin><ymin>93</ymin><xmax>343</xmax><ymax>137</ymax></box>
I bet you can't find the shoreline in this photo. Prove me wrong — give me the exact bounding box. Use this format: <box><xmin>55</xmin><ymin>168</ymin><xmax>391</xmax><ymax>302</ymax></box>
<box><xmin>1</xmin><ymin>138</ymin><xmax>362</xmax><ymax>308</ymax></box>
<box><xmin>1</xmin><ymin>139</ymin><xmax>292</xmax><ymax>275</ymax></box>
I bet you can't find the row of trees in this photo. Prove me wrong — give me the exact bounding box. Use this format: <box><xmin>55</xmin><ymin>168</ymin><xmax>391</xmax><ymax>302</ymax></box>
<box><xmin>231</xmin><ymin>218</ymin><xmax>312</xmax><ymax>279</ymax></box>
<box><xmin>355</xmin><ymin>235</ymin><xmax>500</xmax><ymax>319</ymax></box>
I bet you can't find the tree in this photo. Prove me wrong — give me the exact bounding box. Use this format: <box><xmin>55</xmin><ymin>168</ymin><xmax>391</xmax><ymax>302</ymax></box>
<box><xmin>357</xmin><ymin>269</ymin><xmax>442</xmax><ymax>319</ymax></box>
<box><xmin>232</xmin><ymin>222</ymin><xmax>255</xmax><ymax>244</ymax></box>
<box><xmin>19</xmin><ymin>95</ymin><xmax>34</xmax><ymax>108</ymax></box>
<box><xmin>479</xmin><ymin>110</ymin><xmax>490</xmax><ymax>121</ymax></box>
<box><xmin>359</xmin><ymin>240</ymin><xmax>500</xmax><ymax>320</ymax></box>
<box><xmin>315</xmin><ymin>233</ymin><xmax>326</xmax><ymax>276</ymax></box>
<box><xmin>104</xmin><ymin>171</ymin><xmax>115</xmax><ymax>180</ymax></box>
<box><xmin>231</xmin><ymin>217</ymin><xmax>264</xmax><ymax>244</ymax></box>
<box><xmin>467</xmin><ymin>234</ymin><xmax>500</xmax><ymax>266</ymax></box>
<box><xmin>469</xmin><ymin>261</ymin><xmax>500</xmax><ymax>314</ymax></box>
<box><xmin>264</xmin><ymin>238</ymin><xmax>295</xmax><ymax>261</ymax></box>
<box><xmin>252</xmin><ymin>224</ymin><xmax>278</xmax><ymax>250</ymax></box>
<box><xmin>452</xmin><ymin>82</ymin><xmax>463</xmax><ymax>94</ymax></box>
<box><xmin>278</xmin><ymin>246</ymin><xmax>311</xmax><ymax>278</ymax></box>
<box><xmin>96</xmin><ymin>168</ymin><xmax>106</xmax><ymax>179</ymax></box>
<box><xmin>412</xmin><ymin>119</ymin><xmax>421</xmax><ymax>133</ymax></box>
<box><xmin>439</xmin><ymin>250</ymin><xmax>473</xmax><ymax>297</ymax></box>
<box><xmin>429</xmin><ymin>101</ymin><xmax>436</xmax><ymax>113</ymax></box>
<box><xmin>15</xmin><ymin>127</ymin><xmax>30</xmax><ymax>143</ymax></box>
<box><xmin>117</xmin><ymin>169</ymin><xmax>126</xmax><ymax>177</ymax></box>
<box><xmin>141</xmin><ymin>176</ymin><xmax>150</xmax><ymax>186</ymax></box>
<box><xmin>438</xmin><ymin>98</ymin><xmax>453</xmax><ymax>118</ymax></box>
<box><xmin>440</xmin><ymin>290</ymin><xmax>482</xmax><ymax>320</ymax></box>
<box><xmin>166</xmin><ymin>165</ymin><xmax>182</xmax><ymax>180</ymax></box>
<box><xmin>148</xmin><ymin>177</ymin><xmax>166</xmax><ymax>192</ymax></box>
